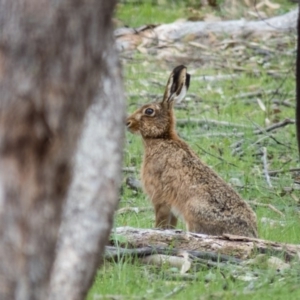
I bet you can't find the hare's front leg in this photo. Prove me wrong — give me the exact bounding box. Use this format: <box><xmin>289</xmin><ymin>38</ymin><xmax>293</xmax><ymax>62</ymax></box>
<box><xmin>154</xmin><ymin>204</ymin><xmax>177</xmax><ymax>229</ymax></box>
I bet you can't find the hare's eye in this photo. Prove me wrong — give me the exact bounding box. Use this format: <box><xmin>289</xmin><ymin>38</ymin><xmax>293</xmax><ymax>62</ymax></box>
<box><xmin>145</xmin><ymin>108</ymin><xmax>154</xmax><ymax>116</ymax></box>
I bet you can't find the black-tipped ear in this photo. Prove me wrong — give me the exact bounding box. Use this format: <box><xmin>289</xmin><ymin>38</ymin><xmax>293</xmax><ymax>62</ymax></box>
<box><xmin>162</xmin><ymin>65</ymin><xmax>190</xmax><ymax>106</ymax></box>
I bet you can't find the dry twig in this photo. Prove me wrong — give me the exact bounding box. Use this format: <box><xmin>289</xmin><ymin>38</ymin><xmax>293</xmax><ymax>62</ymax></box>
<box><xmin>248</xmin><ymin>201</ymin><xmax>284</xmax><ymax>217</ymax></box>
<box><xmin>177</xmin><ymin>118</ymin><xmax>294</xmax><ymax>138</ymax></box>
<box><xmin>177</xmin><ymin>118</ymin><xmax>253</xmax><ymax>129</ymax></box>
<box><xmin>196</xmin><ymin>132</ymin><xmax>244</xmax><ymax>138</ymax></box>
<box><xmin>117</xmin><ymin>207</ymin><xmax>153</xmax><ymax>215</ymax></box>
<box><xmin>254</xmin><ymin>118</ymin><xmax>295</xmax><ymax>134</ymax></box>
<box><xmin>164</xmin><ymin>284</ymin><xmax>186</xmax><ymax>299</ymax></box>
<box><xmin>122</xmin><ymin>167</ymin><xmax>136</xmax><ymax>173</ymax></box>
<box><xmin>268</xmin><ymin>167</ymin><xmax>300</xmax><ymax>176</ymax></box>
<box><xmin>262</xmin><ymin>147</ymin><xmax>273</xmax><ymax>188</ymax></box>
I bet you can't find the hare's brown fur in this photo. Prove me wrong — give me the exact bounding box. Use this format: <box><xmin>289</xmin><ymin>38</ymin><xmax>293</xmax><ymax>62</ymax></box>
<box><xmin>126</xmin><ymin>66</ymin><xmax>258</xmax><ymax>237</ymax></box>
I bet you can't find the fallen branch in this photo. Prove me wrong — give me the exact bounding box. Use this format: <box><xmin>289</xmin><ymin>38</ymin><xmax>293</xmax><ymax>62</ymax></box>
<box><xmin>177</xmin><ymin>118</ymin><xmax>253</xmax><ymax>129</ymax></box>
<box><xmin>248</xmin><ymin>201</ymin><xmax>284</xmax><ymax>217</ymax></box>
<box><xmin>115</xmin><ymin>10</ymin><xmax>297</xmax><ymax>51</ymax></box>
<box><xmin>122</xmin><ymin>167</ymin><xmax>136</xmax><ymax>173</ymax></box>
<box><xmin>105</xmin><ymin>245</ymin><xmax>242</xmax><ymax>264</ymax></box>
<box><xmin>272</xmin><ymin>98</ymin><xmax>295</xmax><ymax>108</ymax></box>
<box><xmin>105</xmin><ymin>245</ymin><xmax>245</xmax><ymax>279</ymax></box>
<box><xmin>177</xmin><ymin>118</ymin><xmax>295</xmax><ymax>136</ymax></box>
<box><xmin>117</xmin><ymin>207</ymin><xmax>152</xmax><ymax>215</ymax></box>
<box><xmin>193</xmin><ymin>74</ymin><xmax>240</xmax><ymax>82</ymax></box>
<box><xmin>195</xmin><ymin>132</ymin><xmax>244</xmax><ymax>138</ymax></box>
<box><xmin>114</xmin><ymin>227</ymin><xmax>300</xmax><ymax>261</ymax></box>
<box><xmin>268</xmin><ymin>167</ymin><xmax>300</xmax><ymax>176</ymax></box>
<box><xmin>125</xmin><ymin>176</ymin><xmax>142</xmax><ymax>191</ymax></box>
<box><xmin>253</xmin><ymin>118</ymin><xmax>295</xmax><ymax>134</ymax></box>
<box><xmin>195</xmin><ymin>144</ymin><xmax>238</xmax><ymax>167</ymax></box>
<box><xmin>233</xmin><ymin>90</ymin><xmax>265</xmax><ymax>99</ymax></box>
<box><xmin>164</xmin><ymin>284</ymin><xmax>186</xmax><ymax>299</ymax></box>
<box><xmin>94</xmin><ymin>295</ymin><xmax>141</xmax><ymax>300</ymax></box>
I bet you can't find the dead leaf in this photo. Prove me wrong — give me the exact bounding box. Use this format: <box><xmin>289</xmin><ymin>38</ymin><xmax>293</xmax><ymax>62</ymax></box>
<box><xmin>265</xmin><ymin>118</ymin><xmax>271</xmax><ymax>126</ymax></box>
<box><xmin>291</xmin><ymin>193</ymin><xmax>299</xmax><ymax>203</ymax></box>
<box><xmin>188</xmin><ymin>41</ymin><xmax>209</xmax><ymax>50</ymax></box>
<box><xmin>204</xmin><ymin>13</ymin><xmax>222</xmax><ymax>22</ymax></box>
<box><xmin>235</xmin><ymin>274</ymin><xmax>258</xmax><ymax>282</ymax></box>
<box><xmin>179</xmin><ymin>251</ymin><xmax>192</xmax><ymax>274</ymax></box>
<box><xmin>248</xmin><ymin>10</ymin><xmax>268</xmax><ymax>19</ymax></box>
<box><xmin>265</xmin><ymin>0</ymin><xmax>280</xmax><ymax>10</ymax></box>
<box><xmin>267</xmin><ymin>257</ymin><xmax>290</xmax><ymax>271</ymax></box>
<box><xmin>256</xmin><ymin>98</ymin><xmax>266</xmax><ymax>112</ymax></box>
<box><xmin>141</xmin><ymin>254</ymin><xmax>191</xmax><ymax>274</ymax></box>
<box><xmin>271</xmin><ymin>104</ymin><xmax>281</xmax><ymax>114</ymax></box>
<box><xmin>244</xmin><ymin>0</ymin><xmax>252</xmax><ymax>6</ymax></box>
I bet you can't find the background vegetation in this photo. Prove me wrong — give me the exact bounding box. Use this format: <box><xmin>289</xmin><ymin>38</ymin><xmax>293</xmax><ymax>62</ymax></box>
<box><xmin>89</xmin><ymin>1</ymin><xmax>300</xmax><ymax>299</ymax></box>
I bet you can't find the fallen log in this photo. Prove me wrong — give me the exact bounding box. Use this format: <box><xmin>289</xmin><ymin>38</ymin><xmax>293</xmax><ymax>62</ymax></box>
<box><xmin>115</xmin><ymin>9</ymin><xmax>298</xmax><ymax>51</ymax></box>
<box><xmin>113</xmin><ymin>227</ymin><xmax>300</xmax><ymax>261</ymax></box>
<box><xmin>105</xmin><ymin>245</ymin><xmax>242</xmax><ymax>264</ymax></box>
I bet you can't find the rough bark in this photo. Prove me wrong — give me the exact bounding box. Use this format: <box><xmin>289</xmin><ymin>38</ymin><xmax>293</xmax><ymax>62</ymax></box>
<box><xmin>0</xmin><ymin>1</ymin><xmax>120</xmax><ymax>299</ymax></box>
<box><xmin>115</xmin><ymin>227</ymin><xmax>300</xmax><ymax>261</ymax></box>
<box><xmin>116</xmin><ymin>9</ymin><xmax>298</xmax><ymax>51</ymax></box>
<box><xmin>296</xmin><ymin>4</ymin><xmax>300</xmax><ymax>157</ymax></box>
<box><xmin>49</xmin><ymin>43</ymin><xmax>124</xmax><ymax>300</ymax></box>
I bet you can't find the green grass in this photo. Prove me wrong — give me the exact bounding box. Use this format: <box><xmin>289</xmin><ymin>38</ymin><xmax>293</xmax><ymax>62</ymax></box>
<box><xmin>116</xmin><ymin>2</ymin><xmax>186</xmax><ymax>27</ymax></box>
<box><xmin>88</xmin><ymin>260</ymin><xmax>300</xmax><ymax>299</ymax></box>
<box><xmin>88</xmin><ymin>2</ymin><xmax>300</xmax><ymax>299</ymax></box>
<box><xmin>115</xmin><ymin>0</ymin><xmax>297</xmax><ymax>27</ymax></box>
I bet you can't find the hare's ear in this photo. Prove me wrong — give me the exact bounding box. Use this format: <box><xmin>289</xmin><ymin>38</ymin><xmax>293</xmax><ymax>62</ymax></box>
<box><xmin>162</xmin><ymin>65</ymin><xmax>190</xmax><ymax>107</ymax></box>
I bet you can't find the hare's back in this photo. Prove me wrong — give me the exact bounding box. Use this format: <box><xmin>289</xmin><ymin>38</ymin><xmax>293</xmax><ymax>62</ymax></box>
<box><xmin>148</xmin><ymin>139</ymin><xmax>248</xmax><ymax>207</ymax></box>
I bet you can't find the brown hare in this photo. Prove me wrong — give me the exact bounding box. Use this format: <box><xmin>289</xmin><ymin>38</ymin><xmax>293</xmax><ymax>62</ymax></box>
<box><xmin>126</xmin><ymin>65</ymin><xmax>258</xmax><ymax>237</ymax></box>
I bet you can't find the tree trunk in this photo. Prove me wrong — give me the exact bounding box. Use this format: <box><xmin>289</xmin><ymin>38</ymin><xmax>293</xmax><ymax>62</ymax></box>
<box><xmin>296</xmin><ymin>4</ymin><xmax>300</xmax><ymax>157</ymax></box>
<box><xmin>0</xmin><ymin>1</ymin><xmax>121</xmax><ymax>299</ymax></box>
<box><xmin>49</xmin><ymin>41</ymin><xmax>125</xmax><ymax>300</ymax></box>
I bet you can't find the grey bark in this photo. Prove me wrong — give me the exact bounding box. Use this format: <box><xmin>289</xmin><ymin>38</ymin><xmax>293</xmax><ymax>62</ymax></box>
<box><xmin>49</xmin><ymin>46</ymin><xmax>125</xmax><ymax>300</ymax></box>
<box><xmin>296</xmin><ymin>3</ymin><xmax>300</xmax><ymax>157</ymax></box>
<box><xmin>0</xmin><ymin>0</ymin><xmax>121</xmax><ymax>299</ymax></box>
<box><xmin>115</xmin><ymin>227</ymin><xmax>300</xmax><ymax>261</ymax></box>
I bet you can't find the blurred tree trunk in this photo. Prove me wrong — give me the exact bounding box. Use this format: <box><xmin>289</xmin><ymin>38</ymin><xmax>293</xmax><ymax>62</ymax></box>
<box><xmin>296</xmin><ymin>3</ymin><xmax>300</xmax><ymax>156</ymax></box>
<box><xmin>48</xmin><ymin>32</ymin><xmax>124</xmax><ymax>300</ymax></box>
<box><xmin>0</xmin><ymin>1</ymin><xmax>123</xmax><ymax>300</ymax></box>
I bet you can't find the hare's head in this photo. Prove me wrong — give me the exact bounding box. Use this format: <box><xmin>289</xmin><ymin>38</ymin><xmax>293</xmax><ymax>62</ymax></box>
<box><xmin>126</xmin><ymin>65</ymin><xmax>190</xmax><ymax>139</ymax></box>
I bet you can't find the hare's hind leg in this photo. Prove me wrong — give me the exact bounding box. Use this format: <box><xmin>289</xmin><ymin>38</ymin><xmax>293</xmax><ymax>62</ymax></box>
<box><xmin>154</xmin><ymin>204</ymin><xmax>176</xmax><ymax>229</ymax></box>
<box><xmin>185</xmin><ymin>218</ymin><xmax>203</xmax><ymax>233</ymax></box>
<box><xmin>168</xmin><ymin>212</ymin><xmax>177</xmax><ymax>229</ymax></box>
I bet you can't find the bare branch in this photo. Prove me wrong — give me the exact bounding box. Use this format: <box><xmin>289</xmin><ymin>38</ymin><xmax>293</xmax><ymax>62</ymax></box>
<box><xmin>268</xmin><ymin>167</ymin><xmax>300</xmax><ymax>176</ymax></box>
<box><xmin>248</xmin><ymin>201</ymin><xmax>284</xmax><ymax>217</ymax></box>
<box><xmin>254</xmin><ymin>119</ymin><xmax>295</xmax><ymax>135</ymax></box>
<box><xmin>177</xmin><ymin>118</ymin><xmax>253</xmax><ymax>129</ymax></box>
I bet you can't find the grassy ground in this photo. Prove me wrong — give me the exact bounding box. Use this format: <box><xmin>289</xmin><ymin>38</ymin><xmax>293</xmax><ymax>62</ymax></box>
<box><xmin>116</xmin><ymin>0</ymin><xmax>296</xmax><ymax>27</ymax></box>
<box><xmin>88</xmin><ymin>1</ymin><xmax>299</xmax><ymax>299</ymax></box>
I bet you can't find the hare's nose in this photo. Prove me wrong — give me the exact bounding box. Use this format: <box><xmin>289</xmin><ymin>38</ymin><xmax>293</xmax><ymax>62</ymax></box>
<box><xmin>126</xmin><ymin>120</ymin><xmax>132</xmax><ymax>127</ymax></box>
